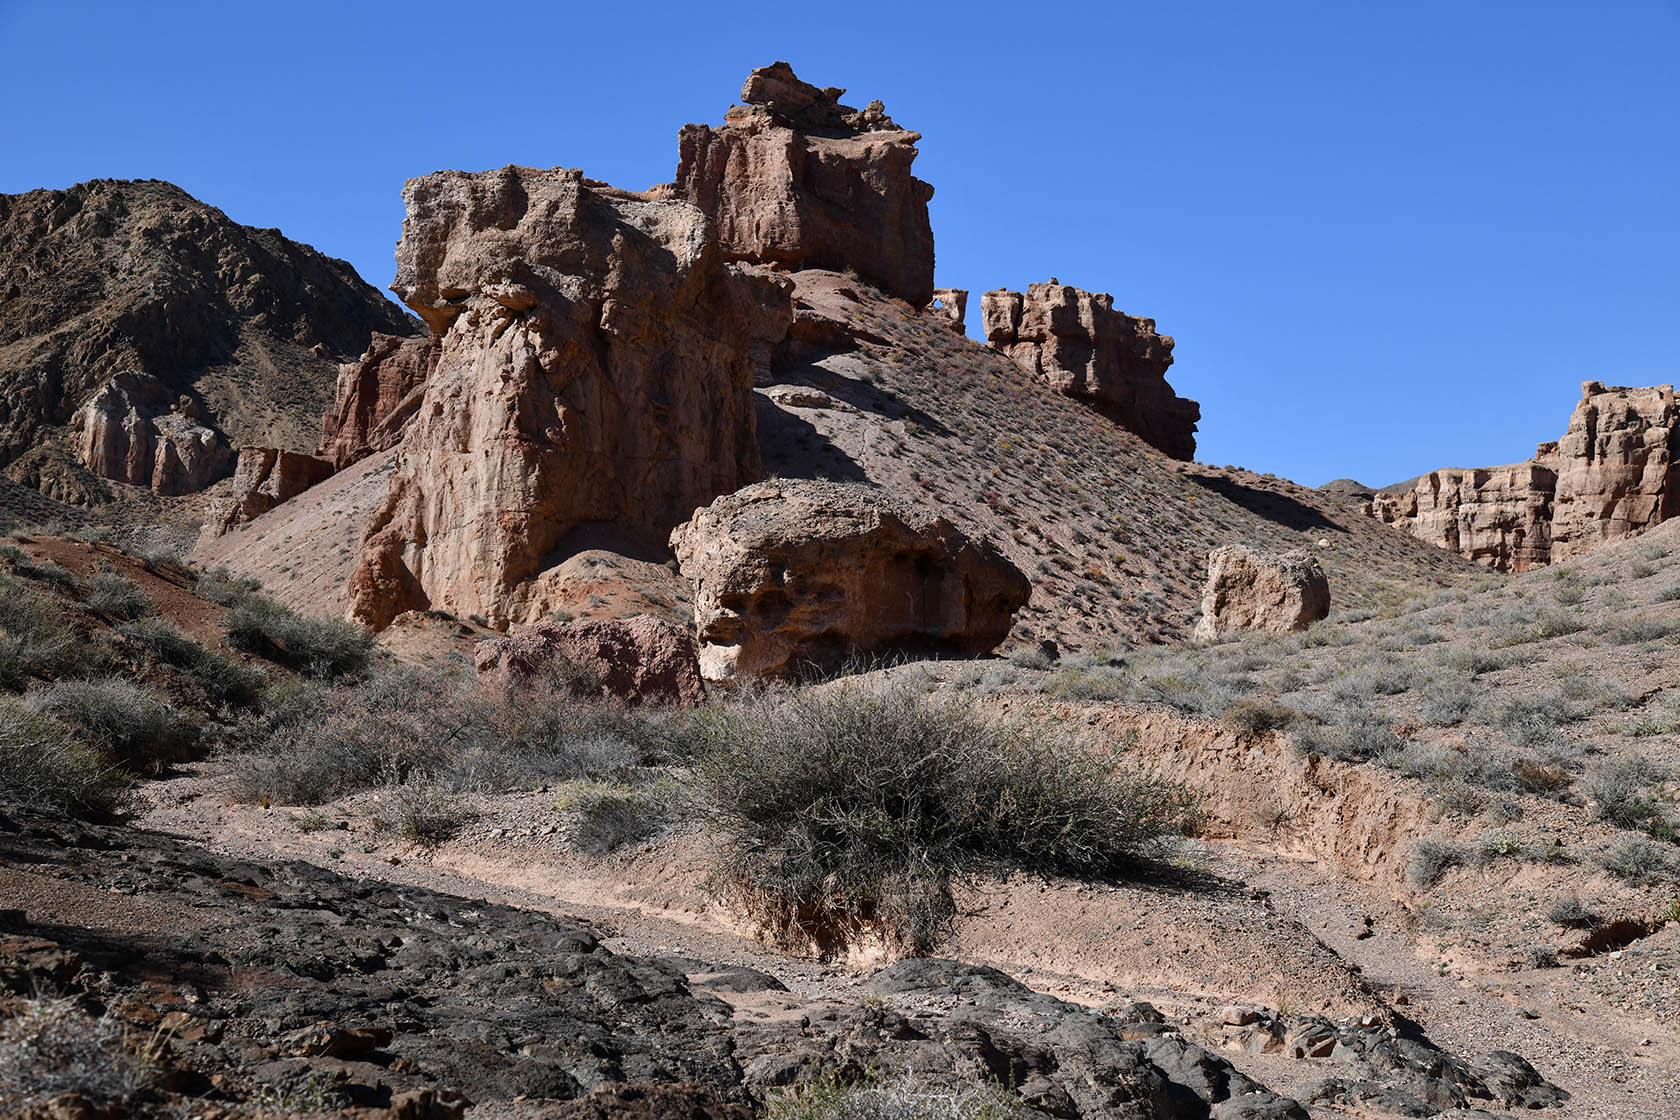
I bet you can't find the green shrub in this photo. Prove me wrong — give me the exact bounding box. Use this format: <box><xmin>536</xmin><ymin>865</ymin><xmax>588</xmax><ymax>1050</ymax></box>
<box><xmin>0</xmin><ymin>702</ymin><xmax>132</xmax><ymax>818</ymax></box>
<box><xmin>27</xmin><ymin>679</ymin><xmax>195</xmax><ymax>772</ymax></box>
<box><xmin>226</xmin><ymin>594</ymin><xmax>373</xmax><ymax>679</ymax></box>
<box><xmin>84</xmin><ymin>569</ymin><xmax>150</xmax><ymax>620</ymax></box>
<box><xmin>1477</xmin><ymin>829</ymin><xmax>1532</xmax><ymax>864</ymax></box>
<box><xmin>695</xmin><ymin>685</ymin><xmax>1199</xmax><ymax>954</ymax></box>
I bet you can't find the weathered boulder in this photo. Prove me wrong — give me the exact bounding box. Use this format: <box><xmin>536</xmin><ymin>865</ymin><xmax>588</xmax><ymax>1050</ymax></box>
<box><xmin>475</xmin><ymin>615</ymin><xmax>705</xmax><ymax>706</ymax></box>
<box><xmin>981</xmin><ymin>282</ymin><xmax>1199</xmax><ymax>460</ymax></box>
<box><xmin>1194</xmin><ymin>545</ymin><xmax>1329</xmax><ymax>641</ymax></box>
<box><xmin>348</xmin><ymin>167</ymin><xmax>790</xmax><ymax>630</ymax></box>
<box><xmin>318</xmin><ymin>332</ymin><xmax>435</xmax><ymax>469</ymax></box>
<box><xmin>70</xmin><ymin>372</ymin><xmax>230</xmax><ymax>494</ymax></box>
<box><xmin>1551</xmin><ymin>382</ymin><xmax>1678</xmax><ymax>560</ymax></box>
<box><xmin>669</xmin><ymin>479</ymin><xmax>1030</xmax><ymax>680</ymax></box>
<box><xmin>930</xmin><ymin>288</ymin><xmax>967</xmax><ymax>330</ymax></box>
<box><xmin>1365</xmin><ymin>457</ymin><xmax>1557</xmax><ymax>573</ymax></box>
<box><xmin>200</xmin><ymin>446</ymin><xmax>336</xmax><ymax>539</ymax></box>
<box><xmin>673</xmin><ymin>62</ymin><xmax>935</xmax><ymax>308</ymax></box>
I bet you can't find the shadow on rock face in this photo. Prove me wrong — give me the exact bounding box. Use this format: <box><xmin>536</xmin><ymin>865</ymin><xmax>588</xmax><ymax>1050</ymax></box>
<box><xmin>1192</xmin><ymin>474</ymin><xmax>1347</xmax><ymax>535</ymax></box>
<box><xmin>755</xmin><ymin>395</ymin><xmax>869</xmax><ymax>483</ymax></box>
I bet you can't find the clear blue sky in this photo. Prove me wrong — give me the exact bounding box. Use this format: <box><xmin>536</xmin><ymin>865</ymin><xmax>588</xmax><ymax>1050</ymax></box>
<box><xmin>3</xmin><ymin>1</ymin><xmax>1675</xmax><ymax>487</ymax></box>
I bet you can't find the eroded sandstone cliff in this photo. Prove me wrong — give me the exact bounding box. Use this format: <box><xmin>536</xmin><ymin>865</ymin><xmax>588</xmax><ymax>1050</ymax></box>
<box><xmin>673</xmin><ymin>61</ymin><xmax>935</xmax><ymax>308</ymax></box>
<box><xmin>981</xmin><ymin>282</ymin><xmax>1199</xmax><ymax>461</ymax></box>
<box><xmin>71</xmin><ymin>372</ymin><xmax>230</xmax><ymax>495</ymax></box>
<box><xmin>318</xmin><ymin>333</ymin><xmax>436</xmax><ymax>469</ymax></box>
<box><xmin>347</xmin><ymin>167</ymin><xmax>790</xmax><ymax>629</ymax></box>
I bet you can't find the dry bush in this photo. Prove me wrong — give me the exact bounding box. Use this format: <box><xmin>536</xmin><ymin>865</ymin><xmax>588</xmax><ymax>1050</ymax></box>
<box><xmin>84</xmin><ymin>568</ymin><xmax>151</xmax><ymax>620</ymax></box>
<box><xmin>26</xmin><ymin>678</ymin><xmax>194</xmax><ymax>773</ymax></box>
<box><xmin>0</xmin><ymin>997</ymin><xmax>149</xmax><ymax>1114</ymax></box>
<box><xmin>0</xmin><ymin>700</ymin><xmax>133</xmax><ymax>818</ymax></box>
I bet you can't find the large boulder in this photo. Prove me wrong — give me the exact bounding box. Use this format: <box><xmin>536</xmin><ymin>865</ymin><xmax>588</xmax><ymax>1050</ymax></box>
<box><xmin>347</xmin><ymin>166</ymin><xmax>791</xmax><ymax>630</ymax></box>
<box><xmin>669</xmin><ymin>479</ymin><xmax>1030</xmax><ymax>680</ymax></box>
<box><xmin>1194</xmin><ymin>545</ymin><xmax>1329</xmax><ymax>641</ymax></box>
<box><xmin>318</xmin><ymin>332</ymin><xmax>436</xmax><ymax>469</ymax></box>
<box><xmin>981</xmin><ymin>282</ymin><xmax>1199</xmax><ymax>460</ymax></box>
<box><xmin>200</xmin><ymin>446</ymin><xmax>335</xmax><ymax>539</ymax></box>
<box><xmin>475</xmin><ymin>615</ymin><xmax>705</xmax><ymax>706</ymax></box>
<box><xmin>673</xmin><ymin>62</ymin><xmax>935</xmax><ymax>308</ymax></box>
<box><xmin>1551</xmin><ymin>381</ymin><xmax>1678</xmax><ymax>560</ymax></box>
<box><xmin>70</xmin><ymin>371</ymin><xmax>231</xmax><ymax>494</ymax></box>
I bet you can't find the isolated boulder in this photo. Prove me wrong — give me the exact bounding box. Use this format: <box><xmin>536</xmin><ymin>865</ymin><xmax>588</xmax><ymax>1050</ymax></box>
<box><xmin>71</xmin><ymin>372</ymin><xmax>230</xmax><ymax>494</ymax></box>
<box><xmin>670</xmin><ymin>479</ymin><xmax>1030</xmax><ymax>680</ymax></box>
<box><xmin>1550</xmin><ymin>381</ymin><xmax>1678</xmax><ymax>560</ymax></box>
<box><xmin>981</xmin><ymin>282</ymin><xmax>1199</xmax><ymax>460</ymax></box>
<box><xmin>348</xmin><ymin>166</ymin><xmax>791</xmax><ymax>630</ymax></box>
<box><xmin>318</xmin><ymin>332</ymin><xmax>436</xmax><ymax>469</ymax></box>
<box><xmin>200</xmin><ymin>446</ymin><xmax>335</xmax><ymax>539</ymax></box>
<box><xmin>1194</xmin><ymin>545</ymin><xmax>1329</xmax><ymax>641</ymax></box>
<box><xmin>674</xmin><ymin>62</ymin><xmax>936</xmax><ymax>307</ymax></box>
<box><xmin>475</xmin><ymin>615</ymin><xmax>705</xmax><ymax>706</ymax></box>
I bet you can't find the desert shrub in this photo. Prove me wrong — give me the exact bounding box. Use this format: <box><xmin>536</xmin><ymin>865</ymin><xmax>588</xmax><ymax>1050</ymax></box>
<box><xmin>194</xmin><ymin>570</ymin><xmax>261</xmax><ymax>606</ymax></box>
<box><xmin>1546</xmin><ymin>896</ymin><xmax>1596</xmax><ymax>927</ymax></box>
<box><xmin>0</xmin><ymin>574</ymin><xmax>79</xmax><ymax>689</ymax></box>
<box><xmin>225</xmin><ymin>594</ymin><xmax>374</xmax><ymax>679</ymax></box>
<box><xmin>767</xmin><ymin>1075</ymin><xmax>1030</xmax><ymax>1120</ymax></box>
<box><xmin>0</xmin><ymin>701</ymin><xmax>132</xmax><ymax>818</ymax></box>
<box><xmin>84</xmin><ymin>569</ymin><xmax>150</xmax><ymax>620</ymax></box>
<box><xmin>1385</xmin><ymin>741</ymin><xmax>1456</xmax><ymax>781</ymax></box>
<box><xmin>1601</xmin><ymin>619</ymin><xmax>1680</xmax><ymax>646</ymax></box>
<box><xmin>560</xmin><ymin>780</ymin><xmax>679</xmax><ymax>854</ymax></box>
<box><xmin>13</xmin><ymin>557</ymin><xmax>79</xmax><ymax>593</ymax></box>
<box><xmin>1435</xmin><ymin>645</ymin><xmax>1533</xmax><ymax>676</ymax></box>
<box><xmin>1222</xmin><ymin>696</ymin><xmax>1298</xmax><ymax>734</ymax></box>
<box><xmin>1582</xmin><ymin>758</ymin><xmax>1673</xmax><ymax>835</ymax></box>
<box><xmin>1008</xmin><ymin>645</ymin><xmax>1053</xmax><ymax>671</ymax></box>
<box><xmin>1599</xmin><ymin>835</ymin><xmax>1678</xmax><ymax>884</ymax></box>
<box><xmin>1656</xmin><ymin>585</ymin><xmax>1680</xmax><ymax>603</ymax></box>
<box><xmin>374</xmin><ymin>780</ymin><xmax>476</xmax><ymax>846</ymax></box>
<box><xmin>116</xmin><ymin>618</ymin><xmax>264</xmax><ymax>708</ymax></box>
<box><xmin>1511</xmin><ymin>757</ymin><xmax>1574</xmax><ymax>797</ymax></box>
<box><xmin>1409</xmin><ymin>838</ymin><xmax>1467</xmax><ymax>887</ymax></box>
<box><xmin>1485</xmin><ymin>690</ymin><xmax>1582</xmax><ymax>749</ymax></box>
<box><xmin>1329</xmin><ymin>660</ymin><xmax>1421</xmax><ymax>701</ymax></box>
<box><xmin>26</xmin><ymin>678</ymin><xmax>194</xmax><ymax>772</ymax></box>
<box><xmin>695</xmin><ymin>685</ymin><xmax>1199</xmax><ymax>954</ymax></box>
<box><xmin>0</xmin><ymin>997</ymin><xmax>149</xmax><ymax>1114</ymax></box>
<box><xmin>1416</xmin><ymin>680</ymin><xmax>1476</xmax><ymax>726</ymax></box>
<box><xmin>1477</xmin><ymin>829</ymin><xmax>1532</xmax><ymax>864</ymax></box>
<box><xmin>1292</xmin><ymin>713</ymin><xmax>1404</xmax><ymax>763</ymax></box>
<box><xmin>1524</xmin><ymin>947</ymin><xmax>1560</xmax><ymax>969</ymax></box>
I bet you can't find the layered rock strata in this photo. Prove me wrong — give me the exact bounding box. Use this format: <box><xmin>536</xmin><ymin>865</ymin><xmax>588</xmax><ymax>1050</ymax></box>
<box><xmin>1194</xmin><ymin>545</ymin><xmax>1329</xmax><ymax>641</ymax></box>
<box><xmin>475</xmin><ymin>615</ymin><xmax>705</xmax><ymax>706</ymax></box>
<box><xmin>670</xmin><ymin>479</ymin><xmax>1030</xmax><ymax>680</ymax></box>
<box><xmin>348</xmin><ymin>167</ymin><xmax>790</xmax><ymax>630</ymax></box>
<box><xmin>71</xmin><ymin>372</ymin><xmax>230</xmax><ymax>494</ymax></box>
<box><xmin>318</xmin><ymin>332</ymin><xmax>436</xmax><ymax>469</ymax></box>
<box><xmin>1368</xmin><ymin>382</ymin><xmax>1677</xmax><ymax>570</ymax></box>
<box><xmin>674</xmin><ymin>62</ymin><xmax>935</xmax><ymax>308</ymax></box>
<box><xmin>981</xmin><ymin>282</ymin><xmax>1199</xmax><ymax>460</ymax></box>
<box><xmin>201</xmin><ymin>446</ymin><xmax>335</xmax><ymax>539</ymax></box>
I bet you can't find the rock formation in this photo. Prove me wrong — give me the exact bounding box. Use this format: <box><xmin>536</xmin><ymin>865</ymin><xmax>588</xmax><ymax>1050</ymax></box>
<box><xmin>1368</xmin><ymin>382</ymin><xmax>1677</xmax><ymax>570</ymax></box>
<box><xmin>474</xmin><ymin>615</ymin><xmax>705</xmax><ymax>706</ymax></box>
<box><xmin>930</xmin><ymin>288</ymin><xmax>967</xmax><ymax>330</ymax></box>
<box><xmin>673</xmin><ymin>62</ymin><xmax>936</xmax><ymax>308</ymax></box>
<box><xmin>348</xmin><ymin>166</ymin><xmax>790</xmax><ymax>630</ymax></box>
<box><xmin>318</xmin><ymin>333</ymin><xmax>435</xmax><ymax>469</ymax></box>
<box><xmin>70</xmin><ymin>372</ymin><xmax>231</xmax><ymax>495</ymax></box>
<box><xmin>1551</xmin><ymin>382</ymin><xmax>1678</xmax><ymax>561</ymax></box>
<box><xmin>1194</xmin><ymin>545</ymin><xmax>1329</xmax><ymax>641</ymax></box>
<box><xmin>200</xmin><ymin>446</ymin><xmax>335</xmax><ymax>539</ymax></box>
<box><xmin>980</xmin><ymin>282</ymin><xmax>1199</xmax><ymax>460</ymax></box>
<box><xmin>0</xmin><ymin>179</ymin><xmax>419</xmax><ymax>496</ymax></box>
<box><xmin>669</xmin><ymin>479</ymin><xmax>1030</xmax><ymax>680</ymax></box>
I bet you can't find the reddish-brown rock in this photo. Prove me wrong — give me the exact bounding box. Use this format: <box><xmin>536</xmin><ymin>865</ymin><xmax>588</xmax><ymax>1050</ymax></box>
<box><xmin>980</xmin><ymin>282</ymin><xmax>1199</xmax><ymax>460</ymax></box>
<box><xmin>474</xmin><ymin>615</ymin><xmax>705</xmax><ymax>706</ymax></box>
<box><xmin>348</xmin><ymin>166</ymin><xmax>790</xmax><ymax>630</ymax></box>
<box><xmin>200</xmin><ymin>446</ymin><xmax>335</xmax><ymax>539</ymax></box>
<box><xmin>1551</xmin><ymin>382</ymin><xmax>1678</xmax><ymax>561</ymax></box>
<box><xmin>1193</xmin><ymin>545</ymin><xmax>1329</xmax><ymax>641</ymax></box>
<box><xmin>669</xmin><ymin>479</ymin><xmax>1030</xmax><ymax>680</ymax></box>
<box><xmin>673</xmin><ymin>62</ymin><xmax>935</xmax><ymax>308</ymax></box>
<box><xmin>70</xmin><ymin>371</ymin><xmax>230</xmax><ymax>494</ymax></box>
<box><xmin>930</xmin><ymin>287</ymin><xmax>967</xmax><ymax>331</ymax></box>
<box><xmin>319</xmin><ymin>333</ymin><xmax>436</xmax><ymax>469</ymax></box>
<box><xmin>1366</xmin><ymin>458</ymin><xmax>1557</xmax><ymax>573</ymax></box>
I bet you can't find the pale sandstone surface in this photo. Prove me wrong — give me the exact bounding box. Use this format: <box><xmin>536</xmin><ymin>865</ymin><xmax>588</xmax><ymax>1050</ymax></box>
<box><xmin>71</xmin><ymin>371</ymin><xmax>231</xmax><ymax>495</ymax></box>
<box><xmin>981</xmin><ymin>282</ymin><xmax>1199</xmax><ymax>460</ymax></box>
<box><xmin>1367</xmin><ymin>458</ymin><xmax>1557</xmax><ymax>573</ymax></box>
<box><xmin>670</xmin><ymin>479</ymin><xmax>1030</xmax><ymax>680</ymax></box>
<box><xmin>348</xmin><ymin>166</ymin><xmax>790</xmax><ymax>630</ymax></box>
<box><xmin>1193</xmin><ymin>544</ymin><xmax>1329</xmax><ymax>641</ymax></box>
<box><xmin>318</xmin><ymin>332</ymin><xmax>436</xmax><ymax>469</ymax></box>
<box><xmin>474</xmin><ymin>614</ymin><xmax>705</xmax><ymax>706</ymax></box>
<box><xmin>673</xmin><ymin>61</ymin><xmax>935</xmax><ymax>308</ymax></box>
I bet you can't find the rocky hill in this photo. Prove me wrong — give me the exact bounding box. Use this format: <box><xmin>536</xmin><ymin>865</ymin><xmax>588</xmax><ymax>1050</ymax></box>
<box><xmin>0</xmin><ymin>178</ymin><xmax>418</xmax><ymax>507</ymax></box>
<box><xmin>1367</xmin><ymin>381</ymin><xmax>1678</xmax><ymax>572</ymax></box>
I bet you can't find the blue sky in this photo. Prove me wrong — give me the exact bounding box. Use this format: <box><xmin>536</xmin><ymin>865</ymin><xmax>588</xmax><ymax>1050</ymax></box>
<box><xmin>3</xmin><ymin>1</ymin><xmax>1675</xmax><ymax>487</ymax></box>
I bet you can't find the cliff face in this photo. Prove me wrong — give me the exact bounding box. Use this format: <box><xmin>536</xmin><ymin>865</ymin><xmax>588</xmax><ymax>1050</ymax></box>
<box><xmin>0</xmin><ymin>178</ymin><xmax>418</xmax><ymax>497</ymax></box>
<box><xmin>673</xmin><ymin>61</ymin><xmax>935</xmax><ymax>308</ymax></box>
<box><xmin>980</xmin><ymin>282</ymin><xmax>1199</xmax><ymax>461</ymax></box>
<box><xmin>347</xmin><ymin>167</ymin><xmax>790</xmax><ymax>629</ymax></box>
<box><xmin>1368</xmin><ymin>382</ymin><xmax>1678</xmax><ymax>570</ymax></box>
<box><xmin>70</xmin><ymin>372</ymin><xmax>230</xmax><ymax>496</ymax></box>
<box><xmin>318</xmin><ymin>333</ymin><xmax>436</xmax><ymax>469</ymax></box>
